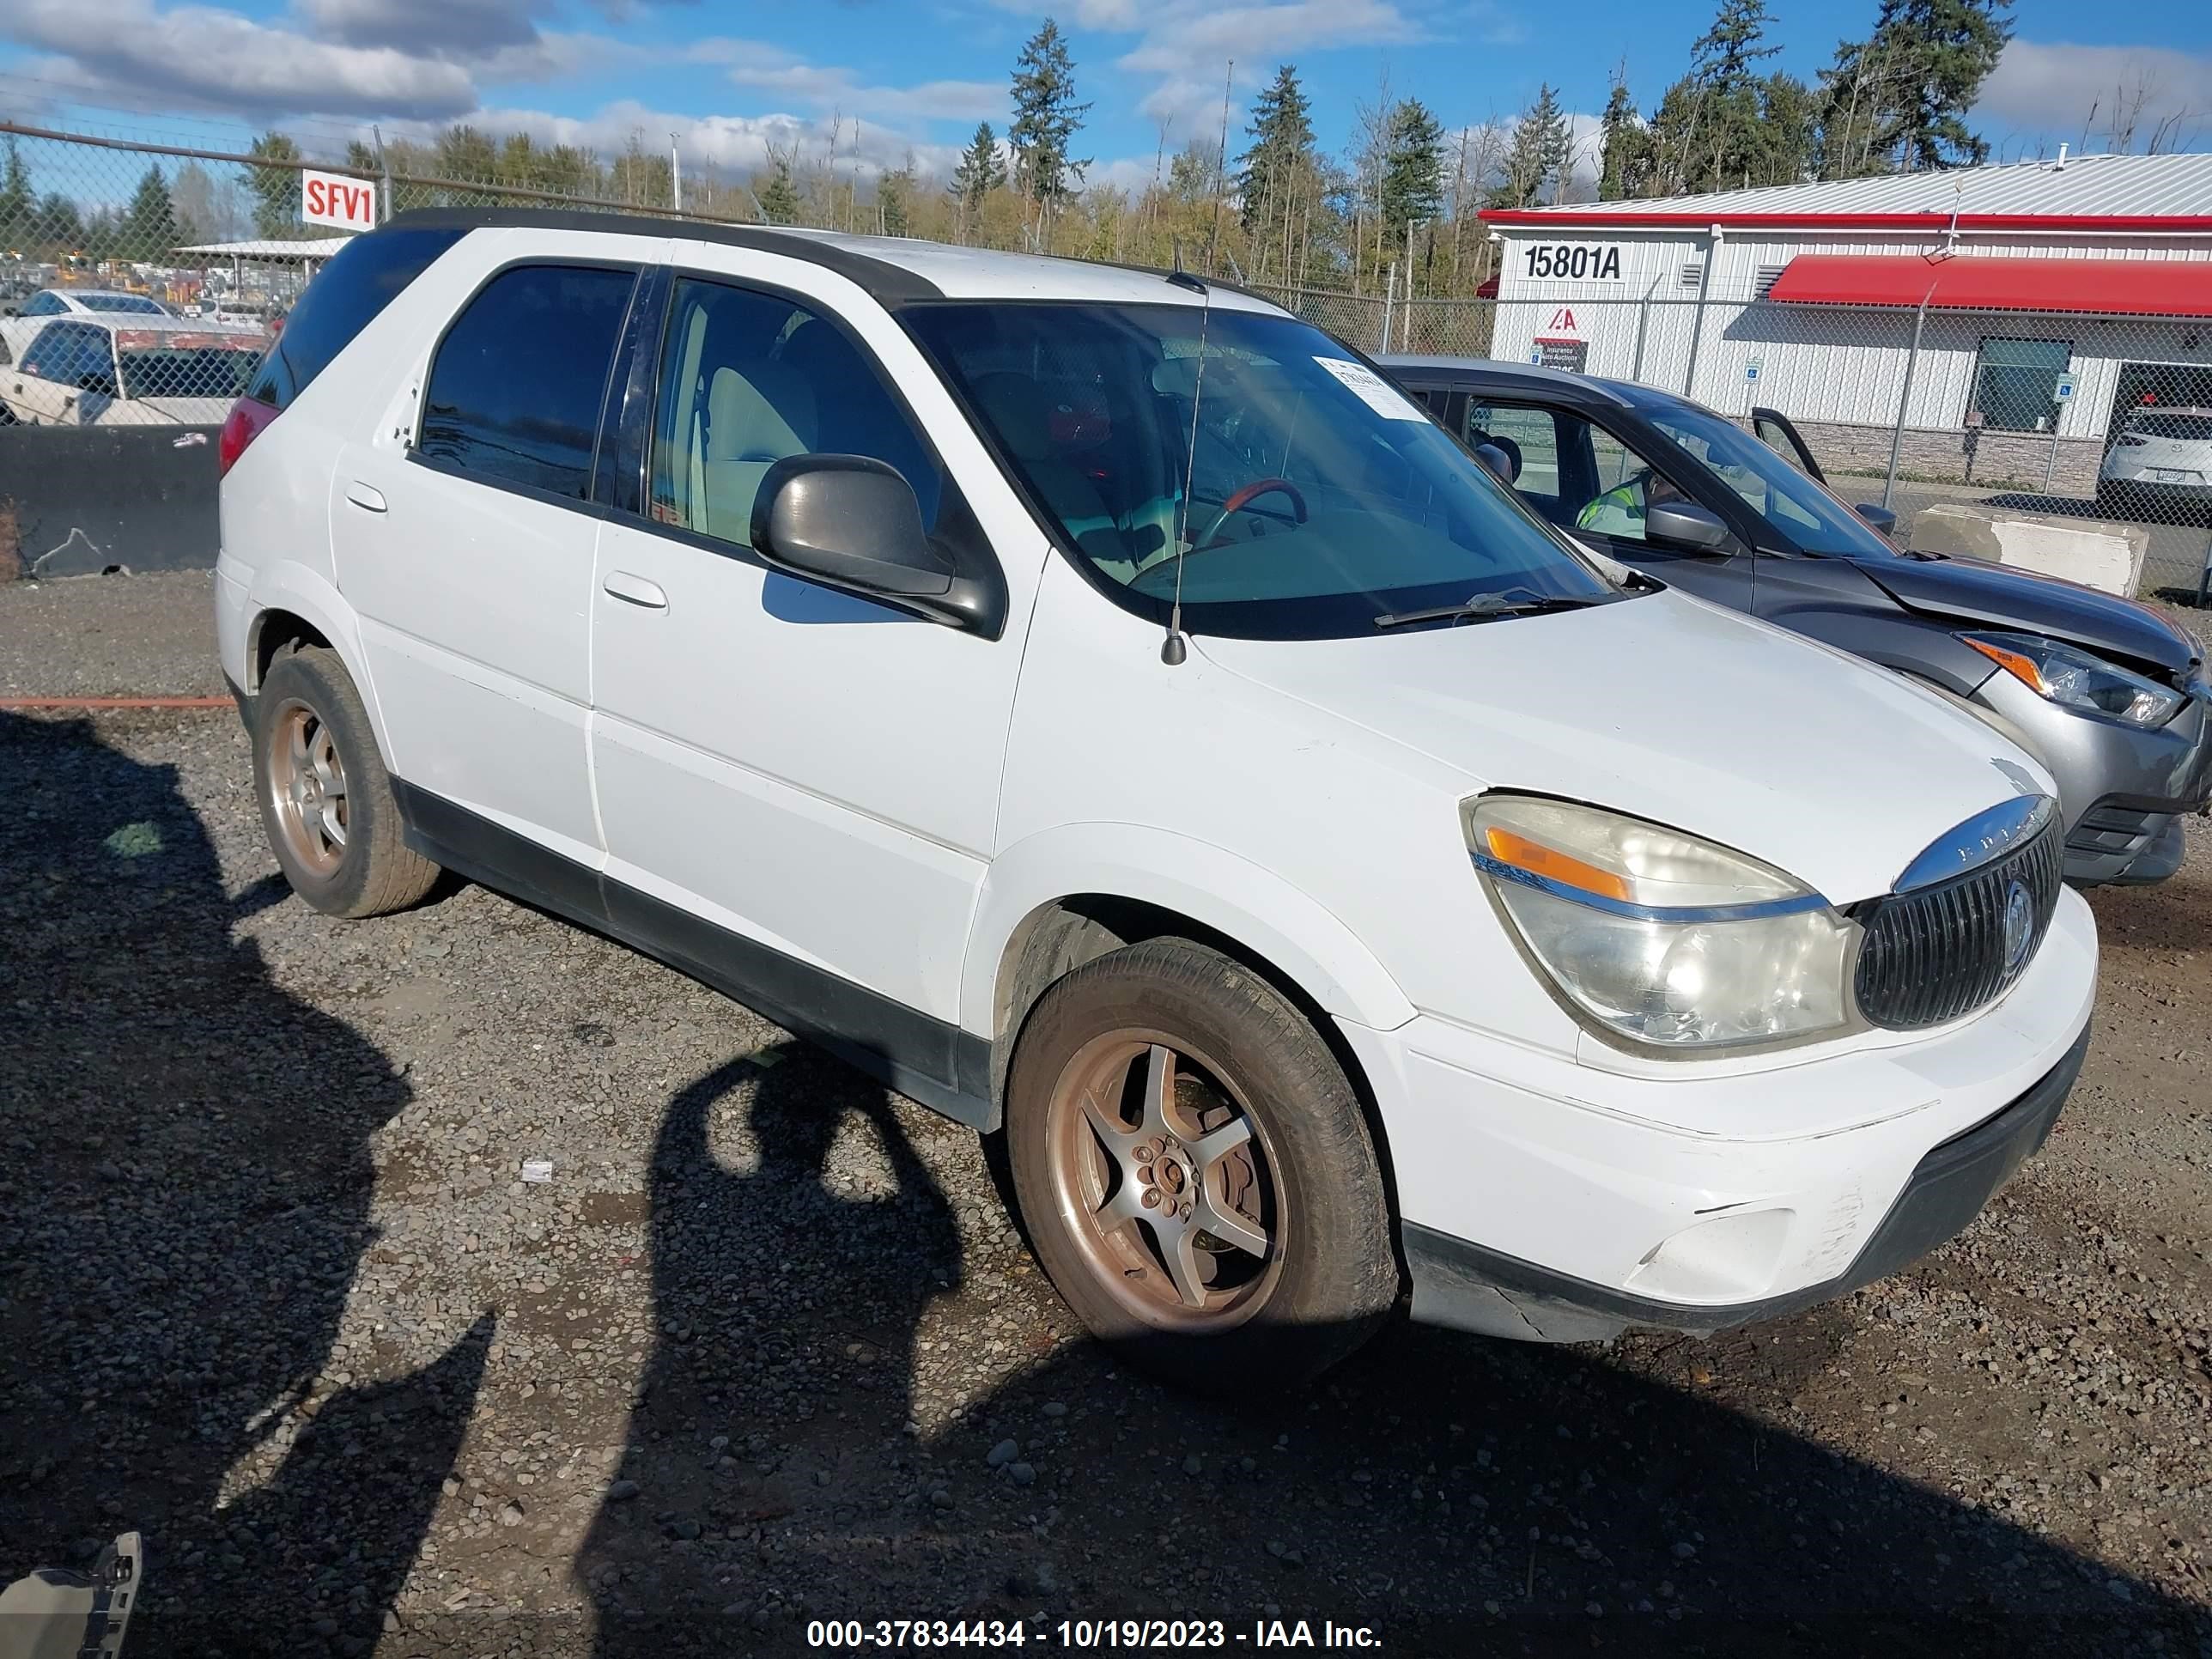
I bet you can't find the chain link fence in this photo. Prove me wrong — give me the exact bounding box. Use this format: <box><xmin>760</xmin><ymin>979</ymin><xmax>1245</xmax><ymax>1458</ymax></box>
<box><xmin>5</xmin><ymin>121</ymin><xmax>2209</xmax><ymax>600</ymax></box>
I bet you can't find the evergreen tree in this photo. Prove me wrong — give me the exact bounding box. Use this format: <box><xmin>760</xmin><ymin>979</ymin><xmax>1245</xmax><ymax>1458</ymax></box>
<box><xmin>757</xmin><ymin>159</ymin><xmax>799</xmax><ymax>224</ymax></box>
<box><xmin>878</xmin><ymin>157</ymin><xmax>917</xmax><ymax>236</ymax></box>
<box><xmin>123</xmin><ymin>165</ymin><xmax>179</xmax><ymax>256</ymax></box>
<box><xmin>0</xmin><ymin>139</ymin><xmax>33</xmax><ymax>252</ymax></box>
<box><xmin>1819</xmin><ymin>0</ymin><xmax>2012</xmax><ymax>174</ymax></box>
<box><xmin>1597</xmin><ymin>70</ymin><xmax>1647</xmax><ymax>200</ymax></box>
<box><xmin>1377</xmin><ymin>99</ymin><xmax>1446</xmax><ymax>246</ymax></box>
<box><xmin>247</xmin><ymin>132</ymin><xmax>303</xmax><ymax>238</ymax></box>
<box><xmin>1238</xmin><ymin>64</ymin><xmax>1315</xmax><ymax>242</ymax></box>
<box><xmin>36</xmin><ymin>191</ymin><xmax>85</xmax><ymax>251</ymax></box>
<box><xmin>1008</xmin><ymin>18</ymin><xmax>1090</xmax><ymax>206</ymax></box>
<box><xmin>948</xmin><ymin>122</ymin><xmax>1006</xmax><ymax>225</ymax></box>
<box><xmin>1495</xmin><ymin>85</ymin><xmax>1571</xmax><ymax>209</ymax></box>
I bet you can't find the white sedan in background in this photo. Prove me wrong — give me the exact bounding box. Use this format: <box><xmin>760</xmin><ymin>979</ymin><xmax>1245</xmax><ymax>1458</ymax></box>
<box><xmin>0</xmin><ymin>314</ymin><xmax>264</xmax><ymax>427</ymax></box>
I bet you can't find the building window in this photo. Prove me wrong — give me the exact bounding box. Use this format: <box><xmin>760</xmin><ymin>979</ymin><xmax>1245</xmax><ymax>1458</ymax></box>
<box><xmin>1971</xmin><ymin>337</ymin><xmax>2071</xmax><ymax>433</ymax></box>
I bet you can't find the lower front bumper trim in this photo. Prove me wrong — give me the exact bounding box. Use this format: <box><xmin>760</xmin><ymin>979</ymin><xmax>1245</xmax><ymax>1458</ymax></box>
<box><xmin>1403</xmin><ymin>1025</ymin><xmax>2090</xmax><ymax>1344</ymax></box>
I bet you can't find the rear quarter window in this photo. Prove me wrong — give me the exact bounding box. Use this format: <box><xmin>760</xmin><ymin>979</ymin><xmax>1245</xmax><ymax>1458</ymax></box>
<box><xmin>415</xmin><ymin>264</ymin><xmax>636</xmax><ymax>501</ymax></box>
<box><xmin>247</xmin><ymin>224</ymin><xmax>465</xmax><ymax>410</ymax></box>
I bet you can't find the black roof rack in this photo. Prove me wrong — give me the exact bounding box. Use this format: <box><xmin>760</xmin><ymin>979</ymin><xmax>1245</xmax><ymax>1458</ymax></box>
<box><xmin>382</xmin><ymin>205</ymin><xmax>945</xmax><ymax>305</ymax></box>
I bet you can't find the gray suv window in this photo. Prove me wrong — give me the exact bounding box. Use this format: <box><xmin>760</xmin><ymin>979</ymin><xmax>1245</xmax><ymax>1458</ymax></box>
<box><xmin>416</xmin><ymin>264</ymin><xmax>635</xmax><ymax>502</ymax></box>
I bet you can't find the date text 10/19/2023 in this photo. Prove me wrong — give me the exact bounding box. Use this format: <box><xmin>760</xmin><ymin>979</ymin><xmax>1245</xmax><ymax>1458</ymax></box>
<box><xmin>805</xmin><ymin>1619</ymin><xmax>1383</xmax><ymax>1649</ymax></box>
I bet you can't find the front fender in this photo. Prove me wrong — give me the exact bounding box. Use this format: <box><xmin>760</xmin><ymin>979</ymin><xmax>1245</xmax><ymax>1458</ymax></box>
<box><xmin>960</xmin><ymin>822</ymin><xmax>1419</xmax><ymax>1038</ymax></box>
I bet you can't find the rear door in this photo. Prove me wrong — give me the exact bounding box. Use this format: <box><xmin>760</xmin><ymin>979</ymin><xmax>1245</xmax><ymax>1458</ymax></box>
<box><xmin>331</xmin><ymin>244</ymin><xmax>649</xmax><ymax>866</ymax></box>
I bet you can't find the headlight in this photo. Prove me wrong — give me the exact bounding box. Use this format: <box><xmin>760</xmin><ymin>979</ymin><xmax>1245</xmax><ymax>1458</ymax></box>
<box><xmin>1467</xmin><ymin>795</ymin><xmax>1855</xmax><ymax>1051</ymax></box>
<box><xmin>1962</xmin><ymin>631</ymin><xmax>2183</xmax><ymax>729</ymax></box>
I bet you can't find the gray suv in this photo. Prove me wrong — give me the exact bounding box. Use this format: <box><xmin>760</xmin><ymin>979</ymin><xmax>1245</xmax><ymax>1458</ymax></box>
<box><xmin>1383</xmin><ymin>356</ymin><xmax>2212</xmax><ymax>885</ymax></box>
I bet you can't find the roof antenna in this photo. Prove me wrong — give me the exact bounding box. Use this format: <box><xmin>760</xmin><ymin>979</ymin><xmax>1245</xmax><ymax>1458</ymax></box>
<box><xmin>1162</xmin><ymin>255</ymin><xmax>1213</xmax><ymax>665</ymax></box>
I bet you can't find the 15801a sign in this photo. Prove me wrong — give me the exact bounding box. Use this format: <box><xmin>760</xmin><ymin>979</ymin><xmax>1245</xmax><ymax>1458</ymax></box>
<box><xmin>1521</xmin><ymin>243</ymin><xmax>1623</xmax><ymax>281</ymax></box>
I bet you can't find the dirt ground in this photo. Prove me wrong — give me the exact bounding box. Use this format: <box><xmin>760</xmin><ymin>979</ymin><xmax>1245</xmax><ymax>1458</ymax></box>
<box><xmin>2</xmin><ymin>572</ymin><xmax>2208</xmax><ymax>1658</ymax></box>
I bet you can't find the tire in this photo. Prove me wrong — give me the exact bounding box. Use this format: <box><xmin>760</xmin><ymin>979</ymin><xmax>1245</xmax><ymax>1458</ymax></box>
<box><xmin>1006</xmin><ymin>938</ymin><xmax>1397</xmax><ymax>1391</ymax></box>
<box><xmin>253</xmin><ymin>644</ymin><xmax>439</xmax><ymax>918</ymax></box>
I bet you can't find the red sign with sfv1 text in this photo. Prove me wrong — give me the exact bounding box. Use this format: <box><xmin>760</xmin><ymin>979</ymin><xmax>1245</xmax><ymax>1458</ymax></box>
<box><xmin>301</xmin><ymin>170</ymin><xmax>378</xmax><ymax>233</ymax></box>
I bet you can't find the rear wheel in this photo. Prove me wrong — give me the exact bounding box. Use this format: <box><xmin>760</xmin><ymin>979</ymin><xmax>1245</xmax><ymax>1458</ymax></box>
<box><xmin>1006</xmin><ymin>939</ymin><xmax>1396</xmax><ymax>1391</ymax></box>
<box><xmin>254</xmin><ymin>645</ymin><xmax>439</xmax><ymax>918</ymax></box>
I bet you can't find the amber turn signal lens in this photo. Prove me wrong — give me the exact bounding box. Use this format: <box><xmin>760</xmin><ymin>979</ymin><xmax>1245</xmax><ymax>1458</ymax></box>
<box><xmin>1484</xmin><ymin>825</ymin><xmax>1634</xmax><ymax>902</ymax></box>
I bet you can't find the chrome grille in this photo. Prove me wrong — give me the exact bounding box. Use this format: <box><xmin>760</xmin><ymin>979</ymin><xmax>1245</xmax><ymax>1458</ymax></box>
<box><xmin>1854</xmin><ymin>823</ymin><xmax>2063</xmax><ymax>1030</ymax></box>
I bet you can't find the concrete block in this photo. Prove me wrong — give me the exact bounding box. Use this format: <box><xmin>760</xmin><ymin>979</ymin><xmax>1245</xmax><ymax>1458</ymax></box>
<box><xmin>1908</xmin><ymin>501</ymin><xmax>2148</xmax><ymax>598</ymax></box>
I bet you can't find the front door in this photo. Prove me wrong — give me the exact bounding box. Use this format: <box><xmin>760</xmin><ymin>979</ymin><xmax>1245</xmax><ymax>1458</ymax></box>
<box><xmin>587</xmin><ymin>259</ymin><xmax>1030</xmax><ymax>1042</ymax></box>
<box><xmin>1462</xmin><ymin>395</ymin><xmax>1759</xmax><ymax>611</ymax></box>
<box><xmin>331</xmin><ymin>257</ymin><xmax>641</xmax><ymax>865</ymax></box>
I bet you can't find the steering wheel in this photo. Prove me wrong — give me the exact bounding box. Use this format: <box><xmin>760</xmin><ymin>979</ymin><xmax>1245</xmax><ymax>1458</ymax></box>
<box><xmin>1193</xmin><ymin>477</ymin><xmax>1308</xmax><ymax>550</ymax></box>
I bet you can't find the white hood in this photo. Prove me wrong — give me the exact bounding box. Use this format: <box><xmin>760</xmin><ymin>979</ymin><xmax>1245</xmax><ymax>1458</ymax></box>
<box><xmin>1197</xmin><ymin>589</ymin><xmax>2049</xmax><ymax>905</ymax></box>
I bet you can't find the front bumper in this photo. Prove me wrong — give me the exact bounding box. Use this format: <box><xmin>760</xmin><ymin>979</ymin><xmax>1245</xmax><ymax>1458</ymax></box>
<box><xmin>1337</xmin><ymin>885</ymin><xmax>2097</xmax><ymax>1344</ymax></box>
<box><xmin>1401</xmin><ymin>1027</ymin><xmax>2085</xmax><ymax>1341</ymax></box>
<box><xmin>1971</xmin><ymin>669</ymin><xmax>2212</xmax><ymax>885</ymax></box>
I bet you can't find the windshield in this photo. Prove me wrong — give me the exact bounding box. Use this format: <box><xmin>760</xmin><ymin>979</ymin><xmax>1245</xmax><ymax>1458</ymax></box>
<box><xmin>902</xmin><ymin>301</ymin><xmax>1620</xmax><ymax>638</ymax></box>
<box><xmin>1642</xmin><ymin>398</ymin><xmax>1897</xmax><ymax>558</ymax></box>
<box><xmin>117</xmin><ymin>343</ymin><xmax>259</xmax><ymax>400</ymax></box>
<box><xmin>79</xmin><ymin>294</ymin><xmax>167</xmax><ymax>314</ymax></box>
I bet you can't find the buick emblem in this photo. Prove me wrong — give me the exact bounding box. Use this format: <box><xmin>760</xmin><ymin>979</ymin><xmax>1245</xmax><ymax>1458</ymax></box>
<box><xmin>2002</xmin><ymin>880</ymin><xmax>2035</xmax><ymax>972</ymax></box>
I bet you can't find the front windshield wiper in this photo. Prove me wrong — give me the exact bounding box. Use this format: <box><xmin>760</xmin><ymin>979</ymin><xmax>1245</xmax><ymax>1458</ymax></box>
<box><xmin>1372</xmin><ymin>589</ymin><xmax>1610</xmax><ymax>630</ymax></box>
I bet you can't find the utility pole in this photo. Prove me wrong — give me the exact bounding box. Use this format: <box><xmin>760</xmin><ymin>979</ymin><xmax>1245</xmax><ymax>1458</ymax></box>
<box><xmin>670</xmin><ymin>132</ymin><xmax>682</xmax><ymax>213</ymax></box>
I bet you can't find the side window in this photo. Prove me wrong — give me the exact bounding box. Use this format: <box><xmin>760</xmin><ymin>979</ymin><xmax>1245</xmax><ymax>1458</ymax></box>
<box><xmin>249</xmin><ymin>224</ymin><xmax>464</xmax><ymax>411</ymax></box>
<box><xmin>417</xmin><ymin>264</ymin><xmax>635</xmax><ymax>502</ymax></box>
<box><xmin>1753</xmin><ymin>414</ymin><xmax>1811</xmax><ymax>475</ymax></box>
<box><xmin>1474</xmin><ymin>402</ymin><xmax>1677</xmax><ymax>544</ymax></box>
<box><xmin>23</xmin><ymin>324</ymin><xmax>112</xmax><ymax>389</ymax></box>
<box><xmin>22</xmin><ymin>293</ymin><xmax>63</xmax><ymax>318</ymax></box>
<box><xmin>1462</xmin><ymin>403</ymin><xmax>1563</xmax><ymax>515</ymax></box>
<box><xmin>645</xmin><ymin>276</ymin><xmax>942</xmax><ymax>551</ymax></box>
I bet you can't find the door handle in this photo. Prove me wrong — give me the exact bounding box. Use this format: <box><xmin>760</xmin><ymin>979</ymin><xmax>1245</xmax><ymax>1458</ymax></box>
<box><xmin>344</xmin><ymin>481</ymin><xmax>386</xmax><ymax>513</ymax></box>
<box><xmin>602</xmin><ymin>571</ymin><xmax>668</xmax><ymax>610</ymax></box>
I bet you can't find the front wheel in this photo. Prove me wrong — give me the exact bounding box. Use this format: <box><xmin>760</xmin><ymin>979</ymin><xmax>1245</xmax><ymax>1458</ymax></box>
<box><xmin>1006</xmin><ymin>939</ymin><xmax>1397</xmax><ymax>1391</ymax></box>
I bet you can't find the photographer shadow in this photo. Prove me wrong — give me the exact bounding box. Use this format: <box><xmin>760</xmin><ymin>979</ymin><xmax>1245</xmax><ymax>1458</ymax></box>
<box><xmin>0</xmin><ymin>711</ymin><xmax>487</xmax><ymax>1656</ymax></box>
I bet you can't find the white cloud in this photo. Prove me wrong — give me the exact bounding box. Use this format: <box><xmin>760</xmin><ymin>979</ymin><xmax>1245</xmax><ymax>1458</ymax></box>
<box><xmin>3</xmin><ymin>0</ymin><xmax>477</xmax><ymax>119</ymax></box>
<box><xmin>1976</xmin><ymin>41</ymin><xmax>2210</xmax><ymax>150</ymax></box>
<box><xmin>1115</xmin><ymin>1</ymin><xmax>1419</xmax><ymax>127</ymax></box>
<box><xmin>690</xmin><ymin>37</ymin><xmax>1005</xmax><ymax>124</ymax></box>
<box><xmin>379</xmin><ymin>98</ymin><xmax>968</xmax><ymax>182</ymax></box>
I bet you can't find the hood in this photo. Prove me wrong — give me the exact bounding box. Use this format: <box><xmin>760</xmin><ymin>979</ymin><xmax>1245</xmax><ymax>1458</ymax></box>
<box><xmin>1197</xmin><ymin>590</ymin><xmax>2050</xmax><ymax>906</ymax></box>
<box><xmin>1856</xmin><ymin>550</ymin><xmax>2198</xmax><ymax>679</ymax></box>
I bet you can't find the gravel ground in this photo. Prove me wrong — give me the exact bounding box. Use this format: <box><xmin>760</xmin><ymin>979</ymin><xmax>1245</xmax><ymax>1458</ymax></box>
<box><xmin>0</xmin><ymin>569</ymin><xmax>225</xmax><ymax>698</ymax></box>
<box><xmin>2</xmin><ymin>578</ymin><xmax>2209</xmax><ymax>1658</ymax></box>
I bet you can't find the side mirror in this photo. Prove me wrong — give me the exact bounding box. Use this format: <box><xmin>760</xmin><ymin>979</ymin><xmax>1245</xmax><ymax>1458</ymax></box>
<box><xmin>753</xmin><ymin>454</ymin><xmax>956</xmax><ymax>605</ymax></box>
<box><xmin>1853</xmin><ymin>502</ymin><xmax>1898</xmax><ymax>538</ymax></box>
<box><xmin>1645</xmin><ymin>499</ymin><xmax>1733</xmax><ymax>552</ymax></box>
<box><xmin>1473</xmin><ymin>442</ymin><xmax>1516</xmax><ymax>484</ymax></box>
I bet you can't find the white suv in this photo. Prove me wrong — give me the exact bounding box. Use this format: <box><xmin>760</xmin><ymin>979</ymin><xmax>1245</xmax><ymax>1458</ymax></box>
<box><xmin>216</xmin><ymin>210</ymin><xmax>2096</xmax><ymax>1386</ymax></box>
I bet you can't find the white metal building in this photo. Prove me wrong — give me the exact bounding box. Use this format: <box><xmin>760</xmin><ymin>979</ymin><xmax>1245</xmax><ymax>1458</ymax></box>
<box><xmin>1478</xmin><ymin>153</ymin><xmax>2212</xmax><ymax>493</ymax></box>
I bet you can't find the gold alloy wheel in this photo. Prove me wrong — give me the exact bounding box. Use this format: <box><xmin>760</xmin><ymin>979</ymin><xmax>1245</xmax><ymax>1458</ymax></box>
<box><xmin>1043</xmin><ymin>1031</ymin><xmax>1282</xmax><ymax>1328</ymax></box>
<box><xmin>264</xmin><ymin>696</ymin><xmax>349</xmax><ymax>878</ymax></box>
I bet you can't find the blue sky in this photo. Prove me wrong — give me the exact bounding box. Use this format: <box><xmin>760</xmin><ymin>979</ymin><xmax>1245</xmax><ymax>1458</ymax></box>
<box><xmin>3</xmin><ymin>0</ymin><xmax>2208</xmax><ymax>190</ymax></box>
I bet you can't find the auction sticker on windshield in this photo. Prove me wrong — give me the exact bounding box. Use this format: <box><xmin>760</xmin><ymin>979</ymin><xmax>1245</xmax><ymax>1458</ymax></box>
<box><xmin>1314</xmin><ymin>356</ymin><xmax>1425</xmax><ymax>421</ymax></box>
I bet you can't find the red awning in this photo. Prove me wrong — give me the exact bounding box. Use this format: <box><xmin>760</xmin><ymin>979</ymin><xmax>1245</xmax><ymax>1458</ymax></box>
<box><xmin>1767</xmin><ymin>254</ymin><xmax>2212</xmax><ymax>319</ymax></box>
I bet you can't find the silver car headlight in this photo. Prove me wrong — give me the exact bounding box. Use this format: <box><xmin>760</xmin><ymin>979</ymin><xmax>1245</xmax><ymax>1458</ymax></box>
<box><xmin>1963</xmin><ymin>631</ymin><xmax>2184</xmax><ymax>729</ymax></box>
<box><xmin>1466</xmin><ymin>795</ymin><xmax>1856</xmax><ymax>1052</ymax></box>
